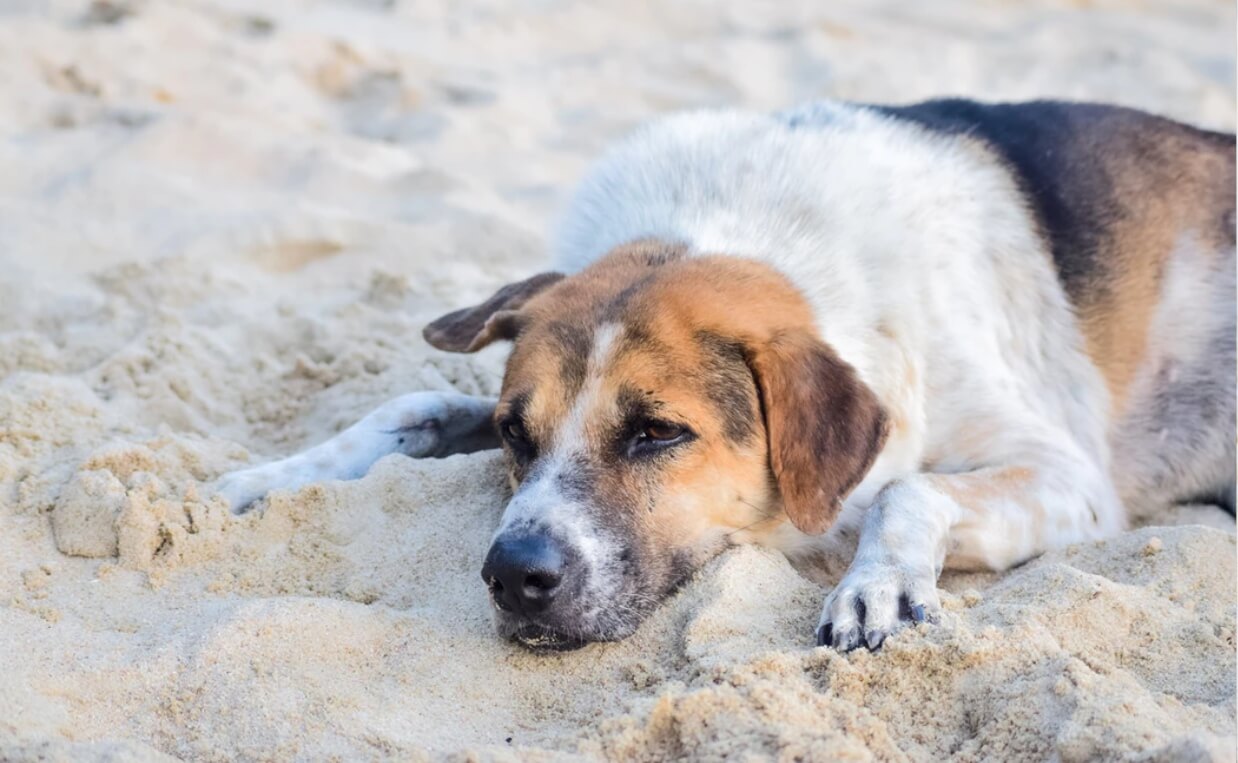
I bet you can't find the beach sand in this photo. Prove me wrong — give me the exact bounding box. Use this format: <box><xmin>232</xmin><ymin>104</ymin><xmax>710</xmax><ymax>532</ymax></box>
<box><xmin>0</xmin><ymin>0</ymin><xmax>1234</xmax><ymax>760</ymax></box>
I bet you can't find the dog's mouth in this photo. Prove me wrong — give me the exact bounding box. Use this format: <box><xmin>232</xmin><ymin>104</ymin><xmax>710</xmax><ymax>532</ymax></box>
<box><xmin>483</xmin><ymin>535</ymin><xmax>678</xmax><ymax>651</ymax></box>
<box><xmin>489</xmin><ymin>569</ymin><xmax>680</xmax><ymax>652</ymax></box>
<box><xmin>509</xmin><ymin>623</ymin><xmax>588</xmax><ymax>652</ymax></box>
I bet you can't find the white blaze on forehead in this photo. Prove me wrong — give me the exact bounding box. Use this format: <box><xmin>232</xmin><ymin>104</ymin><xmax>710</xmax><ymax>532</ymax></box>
<box><xmin>494</xmin><ymin>321</ymin><xmax>624</xmax><ymax>543</ymax></box>
<box><xmin>552</xmin><ymin>321</ymin><xmax>623</xmax><ymax>457</ymax></box>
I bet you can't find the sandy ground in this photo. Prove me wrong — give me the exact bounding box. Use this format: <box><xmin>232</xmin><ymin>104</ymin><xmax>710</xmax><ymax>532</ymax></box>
<box><xmin>1</xmin><ymin>0</ymin><xmax>1235</xmax><ymax>760</ymax></box>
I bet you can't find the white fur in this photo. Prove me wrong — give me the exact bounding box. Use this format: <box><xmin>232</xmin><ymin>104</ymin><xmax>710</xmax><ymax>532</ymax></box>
<box><xmin>215</xmin><ymin>391</ymin><xmax>496</xmax><ymax>513</ymax></box>
<box><xmin>552</xmin><ymin>102</ymin><xmax>1130</xmax><ymax>646</ymax></box>
<box><xmin>216</xmin><ymin>100</ymin><xmax>1230</xmax><ymax>649</ymax></box>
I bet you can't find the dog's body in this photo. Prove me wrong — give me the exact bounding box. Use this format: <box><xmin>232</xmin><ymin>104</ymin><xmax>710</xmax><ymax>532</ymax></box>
<box><xmin>219</xmin><ymin>99</ymin><xmax>1235</xmax><ymax>652</ymax></box>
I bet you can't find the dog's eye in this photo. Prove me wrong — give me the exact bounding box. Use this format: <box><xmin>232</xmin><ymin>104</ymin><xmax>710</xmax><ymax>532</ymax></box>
<box><xmin>641</xmin><ymin>422</ymin><xmax>684</xmax><ymax>442</ymax></box>
<box><xmin>500</xmin><ymin>419</ymin><xmax>528</xmax><ymax>445</ymax></box>
<box><xmin>627</xmin><ymin>420</ymin><xmax>692</xmax><ymax>458</ymax></box>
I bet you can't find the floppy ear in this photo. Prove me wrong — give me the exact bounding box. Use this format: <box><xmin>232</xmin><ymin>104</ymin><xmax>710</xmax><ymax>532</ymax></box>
<box><xmin>422</xmin><ymin>272</ymin><xmax>564</xmax><ymax>353</ymax></box>
<box><xmin>747</xmin><ymin>330</ymin><xmax>889</xmax><ymax>535</ymax></box>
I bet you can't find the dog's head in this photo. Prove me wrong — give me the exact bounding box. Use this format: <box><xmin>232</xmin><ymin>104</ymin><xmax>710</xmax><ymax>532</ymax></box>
<box><xmin>424</xmin><ymin>242</ymin><xmax>888</xmax><ymax>650</ymax></box>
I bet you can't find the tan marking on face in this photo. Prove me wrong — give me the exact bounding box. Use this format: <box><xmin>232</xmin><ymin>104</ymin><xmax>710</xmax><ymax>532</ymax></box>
<box><xmin>501</xmin><ymin>248</ymin><xmax>782</xmax><ymax>533</ymax></box>
<box><xmin>495</xmin><ymin>243</ymin><xmax>887</xmax><ymax>598</ymax></box>
<box><xmin>585</xmin><ymin>328</ymin><xmax>775</xmax><ymax>572</ymax></box>
<box><xmin>498</xmin><ymin>241</ymin><xmax>689</xmax><ymax>439</ymax></box>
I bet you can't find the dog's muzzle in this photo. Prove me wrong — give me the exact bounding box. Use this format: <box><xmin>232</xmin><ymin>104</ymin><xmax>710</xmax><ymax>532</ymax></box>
<box><xmin>481</xmin><ymin>531</ymin><xmax>588</xmax><ymax>651</ymax></box>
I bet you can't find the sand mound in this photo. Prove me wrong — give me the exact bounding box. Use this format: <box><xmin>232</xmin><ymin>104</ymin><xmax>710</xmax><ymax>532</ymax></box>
<box><xmin>3</xmin><ymin>445</ymin><xmax>1234</xmax><ymax>759</ymax></box>
<box><xmin>1</xmin><ymin>0</ymin><xmax>1234</xmax><ymax>760</ymax></box>
<box><xmin>590</xmin><ymin>527</ymin><xmax>1237</xmax><ymax>762</ymax></box>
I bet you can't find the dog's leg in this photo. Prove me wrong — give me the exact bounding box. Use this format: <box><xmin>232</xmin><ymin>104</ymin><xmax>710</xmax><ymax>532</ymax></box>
<box><xmin>215</xmin><ymin>392</ymin><xmax>498</xmax><ymax>513</ymax></box>
<box><xmin>817</xmin><ymin>450</ymin><xmax>1124</xmax><ymax>651</ymax></box>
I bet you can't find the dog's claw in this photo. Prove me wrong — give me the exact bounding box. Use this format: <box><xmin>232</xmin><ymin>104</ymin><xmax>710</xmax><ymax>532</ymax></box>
<box><xmin>838</xmin><ymin>629</ymin><xmax>861</xmax><ymax>652</ymax></box>
<box><xmin>816</xmin><ymin>560</ymin><xmax>942</xmax><ymax>651</ymax></box>
<box><xmin>906</xmin><ymin>603</ymin><xmax>939</xmax><ymax>625</ymax></box>
<box><xmin>816</xmin><ymin>623</ymin><xmax>832</xmax><ymax>647</ymax></box>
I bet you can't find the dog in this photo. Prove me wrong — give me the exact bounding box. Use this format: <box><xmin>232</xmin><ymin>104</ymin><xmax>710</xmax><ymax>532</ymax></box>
<box><xmin>217</xmin><ymin>99</ymin><xmax>1236</xmax><ymax>653</ymax></box>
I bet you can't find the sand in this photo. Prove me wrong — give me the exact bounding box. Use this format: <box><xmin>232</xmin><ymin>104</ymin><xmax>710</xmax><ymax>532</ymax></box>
<box><xmin>0</xmin><ymin>0</ymin><xmax>1235</xmax><ymax>760</ymax></box>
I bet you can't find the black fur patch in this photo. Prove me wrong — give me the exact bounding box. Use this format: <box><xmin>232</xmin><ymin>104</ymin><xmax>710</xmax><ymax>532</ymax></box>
<box><xmin>694</xmin><ymin>330</ymin><xmax>758</xmax><ymax>443</ymax></box>
<box><xmin>546</xmin><ymin>321</ymin><xmax>592</xmax><ymax>395</ymax></box>
<box><xmin>870</xmin><ymin>99</ymin><xmax>1236</xmax><ymax>308</ymax></box>
<box><xmin>601</xmin><ymin>274</ymin><xmax>657</xmax><ymax>323</ymax></box>
<box><xmin>617</xmin><ymin>319</ymin><xmax>673</xmax><ymax>365</ymax></box>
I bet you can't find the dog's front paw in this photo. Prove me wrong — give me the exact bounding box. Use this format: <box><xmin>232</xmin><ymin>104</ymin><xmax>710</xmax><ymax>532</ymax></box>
<box><xmin>214</xmin><ymin>458</ymin><xmax>314</xmax><ymax>512</ymax></box>
<box><xmin>214</xmin><ymin>464</ymin><xmax>292</xmax><ymax>514</ymax></box>
<box><xmin>816</xmin><ymin>559</ymin><xmax>940</xmax><ymax>652</ymax></box>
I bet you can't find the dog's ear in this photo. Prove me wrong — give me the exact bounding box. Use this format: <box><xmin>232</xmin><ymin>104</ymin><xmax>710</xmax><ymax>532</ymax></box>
<box><xmin>423</xmin><ymin>272</ymin><xmax>564</xmax><ymax>353</ymax></box>
<box><xmin>747</xmin><ymin>330</ymin><xmax>889</xmax><ymax>535</ymax></box>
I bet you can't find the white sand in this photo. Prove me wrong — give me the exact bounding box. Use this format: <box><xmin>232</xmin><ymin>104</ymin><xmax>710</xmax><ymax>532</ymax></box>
<box><xmin>0</xmin><ymin>0</ymin><xmax>1234</xmax><ymax>760</ymax></box>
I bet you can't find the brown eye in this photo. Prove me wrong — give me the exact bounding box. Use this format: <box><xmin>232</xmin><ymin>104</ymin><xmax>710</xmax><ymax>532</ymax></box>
<box><xmin>500</xmin><ymin>420</ymin><xmax>527</xmax><ymax>444</ymax></box>
<box><xmin>623</xmin><ymin>418</ymin><xmax>694</xmax><ymax>458</ymax></box>
<box><xmin>642</xmin><ymin>422</ymin><xmax>684</xmax><ymax>441</ymax></box>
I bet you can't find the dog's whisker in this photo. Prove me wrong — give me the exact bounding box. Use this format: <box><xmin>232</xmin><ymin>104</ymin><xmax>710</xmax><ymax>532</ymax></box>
<box><xmin>725</xmin><ymin>510</ymin><xmax>780</xmax><ymax>539</ymax></box>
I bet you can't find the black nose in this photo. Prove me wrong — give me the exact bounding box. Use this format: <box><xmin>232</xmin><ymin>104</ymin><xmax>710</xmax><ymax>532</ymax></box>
<box><xmin>481</xmin><ymin>534</ymin><xmax>566</xmax><ymax>615</ymax></box>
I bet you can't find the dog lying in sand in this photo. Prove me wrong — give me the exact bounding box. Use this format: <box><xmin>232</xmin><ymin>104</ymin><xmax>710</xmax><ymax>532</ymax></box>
<box><xmin>218</xmin><ymin>99</ymin><xmax>1236</xmax><ymax>652</ymax></box>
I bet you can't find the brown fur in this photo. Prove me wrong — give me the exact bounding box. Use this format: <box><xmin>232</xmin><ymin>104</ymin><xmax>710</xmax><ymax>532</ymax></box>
<box><xmin>1071</xmin><ymin>122</ymin><xmax>1236</xmax><ymax>410</ymax></box>
<box><xmin>423</xmin><ymin>271</ymin><xmax>565</xmax><ymax>352</ymax></box>
<box><xmin>926</xmin><ymin>466</ymin><xmax>1039</xmax><ymax>571</ymax></box>
<box><xmin>435</xmin><ymin>243</ymin><xmax>890</xmax><ymax>580</ymax></box>
<box><xmin>747</xmin><ymin>330</ymin><xmax>889</xmax><ymax>534</ymax></box>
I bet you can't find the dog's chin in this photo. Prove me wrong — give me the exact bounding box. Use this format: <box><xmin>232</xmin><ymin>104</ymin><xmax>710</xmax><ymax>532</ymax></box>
<box><xmin>509</xmin><ymin>623</ymin><xmax>589</xmax><ymax>652</ymax></box>
<box><xmin>490</xmin><ymin>574</ymin><xmax>674</xmax><ymax>652</ymax></box>
<box><xmin>494</xmin><ymin>608</ymin><xmax>643</xmax><ymax>652</ymax></box>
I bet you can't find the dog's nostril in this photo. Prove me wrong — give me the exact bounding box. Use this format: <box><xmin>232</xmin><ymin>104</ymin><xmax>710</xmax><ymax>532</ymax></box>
<box><xmin>522</xmin><ymin>571</ymin><xmax>560</xmax><ymax>595</ymax></box>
